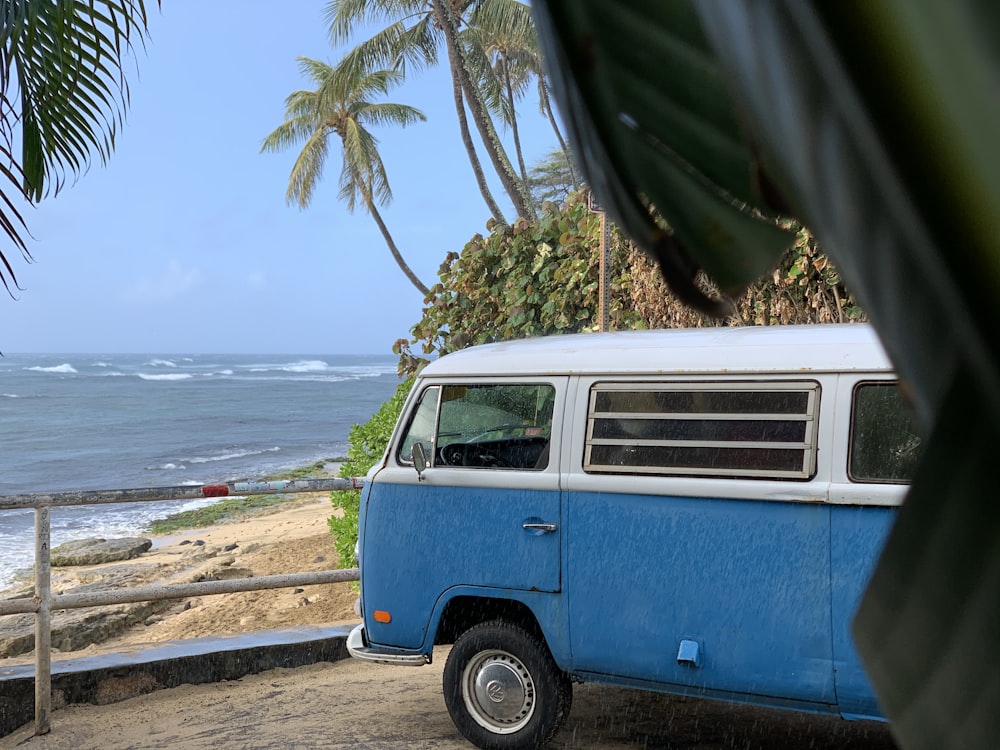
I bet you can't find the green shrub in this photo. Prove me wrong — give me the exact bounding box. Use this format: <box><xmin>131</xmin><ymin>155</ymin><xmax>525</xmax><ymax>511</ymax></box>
<box><xmin>395</xmin><ymin>190</ymin><xmax>644</xmax><ymax>376</ymax></box>
<box><xmin>328</xmin><ymin>378</ymin><xmax>415</xmax><ymax>568</ymax></box>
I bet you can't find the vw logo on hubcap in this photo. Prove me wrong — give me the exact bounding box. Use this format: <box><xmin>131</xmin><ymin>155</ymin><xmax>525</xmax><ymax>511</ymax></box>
<box><xmin>486</xmin><ymin>679</ymin><xmax>506</xmax><ymax>703</ymax></box>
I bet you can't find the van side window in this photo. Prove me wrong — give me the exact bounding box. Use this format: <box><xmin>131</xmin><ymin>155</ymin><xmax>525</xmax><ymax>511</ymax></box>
<box><xmin>584</xmin><ymin>381</ymin><xmax>820</xmax><ymax>479</ymax></box>
<box><xmin>849</xmin><ymin>382</ymin><xmax>920</xmax><ymax>483</ymax></box>
<box><xmin>399</xmin><ymin>383</ymin><xmax>555</xmax><ymax>470</ymax></box>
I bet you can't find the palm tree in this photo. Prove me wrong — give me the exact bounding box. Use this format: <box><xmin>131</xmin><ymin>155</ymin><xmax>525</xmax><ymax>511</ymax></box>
<box><xmin>527</xmin><ymin>148</ymin><xmax>581</xmax><ymax>206</ymax></box>
<box><xmin>464</xmin><ymin>0</ymin><xmax>578</xmax><ymax>194</ymax></box>
<box><xmin>261</xmin><ymin>56</ymin><xmax>430</xmax><ymax>296</ymax></box>
<box><xmin>325</xmin><ymin>0</ymin><xmax>536</xmax><ymax>222</ymax></box>
<box><xmin>0</xmin><ymin>0</ymin><xmax>156</xmax><ymax>295</ymax></box>
<box><xmin>464</xmin><ymin>0</ymin><xmax>538</xmax><ymax>184</ymax></box>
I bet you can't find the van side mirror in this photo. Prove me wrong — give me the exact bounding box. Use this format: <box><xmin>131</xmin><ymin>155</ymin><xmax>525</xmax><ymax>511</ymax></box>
<box><xmin>412</xmin><ymin>442</ymin><xmax>428</xmax><ymax>481</ymax></box>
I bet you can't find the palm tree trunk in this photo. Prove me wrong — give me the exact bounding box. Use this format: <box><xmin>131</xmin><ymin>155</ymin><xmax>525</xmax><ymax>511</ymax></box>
<box><xmin>451</xmin><ymin>72</ymin><xmax>508</xmax><ymax>226</ymax></box>
<box><xmin>433</xmin><ymin>0</ymin><xmax>536</xmax><ymax>220</ymax></box>
<box><xmin>501</xmin><ymin>55</ymin><xmax>529</xmax><ymax>184</ymax></box>
<box><xmin>366</xmin><ymin>199</ymin><xmax>431</xmax><ymax>296</ymax></box>
<box><xmin>539</xmin><ymin>78</ymin><xmax>579</xmax><ymax>189</ymax></box>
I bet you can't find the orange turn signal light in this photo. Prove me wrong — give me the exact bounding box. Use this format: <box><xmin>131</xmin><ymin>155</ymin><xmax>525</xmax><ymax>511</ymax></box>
<box><xmin>373</xmin><ymin>610</ymin><xmax>392</xmax><ymax>623</ymax></box>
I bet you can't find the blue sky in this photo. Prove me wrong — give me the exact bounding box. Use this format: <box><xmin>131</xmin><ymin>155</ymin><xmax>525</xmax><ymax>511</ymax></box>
<box><xmin>2</xmin><ymin>2</ymin><xmax>560</xmax><ymax>355</ymax></box>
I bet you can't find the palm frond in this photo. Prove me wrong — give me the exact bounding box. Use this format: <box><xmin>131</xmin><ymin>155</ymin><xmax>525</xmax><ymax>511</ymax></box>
<box><xmin>326</xmin><ymin>0</ymin><xmax>427</xmax><ymax>43</ymax></box>
<box><xmin>286</xmin><ymin>128</ymin><xmax>330</xmax><ymax>208</ymax></box>
<box><xmin>4</xmin><ymin>0</ymin><xmax>153</xmax><ymax>200</ymax></box>
<box><xmin>263</xmin><ymin>51</ymin><xmax>425</xmax><ymax>215</ymax></box>
<box><xmin>356</xmin><ymin>101</ymin><xmax>426</xmax><ymax>129</ymax></box>
<box><xmin>0</xmin><ymin>0</ymin><xmax>156</xmax><ymax>293</ymax></box>
<box><xmin>460</xmin><ymin>32</ymin><xmax>508</xmax><ymax>120</ymax></box>
<box><xmin>343</xmin><ymin>20</ymin><xmax>439</xmax><ymax>78</ymax></box>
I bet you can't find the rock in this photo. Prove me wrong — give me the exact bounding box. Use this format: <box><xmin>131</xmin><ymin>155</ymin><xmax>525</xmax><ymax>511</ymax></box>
<box><xmin>50</xmin><ymin>537</ymin><xmax>152</xmax><ymax>567</ymax></box>
<box><xmin>0</xmin><ymin>551</ymin><xmax>216</xmax><ymax>658</ymax></box>
<box><xmin>182</xmin><ymin>543</ymin><xmax>218</xmax><ymax>559</ymax></box>
<box><xmin>210</xmin><ymin>566</ymin><xmax>253</xmax><ymax>581</ymax></box>
<box><xmin>223</xmin><ymin>543</ymin><xmax>238</xmax><ymax>552</ymax></box>
<box><xmin>0</xmin><ymin>596</ymin><xmax>170</xmax><ymax>657</ymax></box>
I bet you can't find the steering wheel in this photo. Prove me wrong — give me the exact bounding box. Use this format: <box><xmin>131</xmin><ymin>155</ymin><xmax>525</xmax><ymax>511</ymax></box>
<box><xmin>440</xmin><ymin>443</ymin><xmax>468</xmax><ymax>466</ymax></box>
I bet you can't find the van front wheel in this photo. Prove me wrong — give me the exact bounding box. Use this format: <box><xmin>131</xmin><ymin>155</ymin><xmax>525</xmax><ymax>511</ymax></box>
<box><xmin>443</xmin><ymin>620</ymin><xmax>572</xmax><ymax>750</ymax></box>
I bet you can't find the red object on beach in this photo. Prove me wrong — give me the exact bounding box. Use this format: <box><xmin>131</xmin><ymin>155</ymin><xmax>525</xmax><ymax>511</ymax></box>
<box><xmin>201</xmin><ymin>484</ymin><xmax>230</xmax><ymax>498</ymax></box>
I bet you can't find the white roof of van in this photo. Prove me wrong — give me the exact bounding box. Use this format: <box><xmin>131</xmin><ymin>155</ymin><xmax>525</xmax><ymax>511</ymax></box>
<box><xmin>420</xmin><ymin>324</ymin><xmax>893</xmax><ymax>378</ymax></box>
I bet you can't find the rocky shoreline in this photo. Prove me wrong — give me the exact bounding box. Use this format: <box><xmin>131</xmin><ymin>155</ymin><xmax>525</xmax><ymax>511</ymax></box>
<box><xmin>2</xmin><ymin>535</ymin><xmax>253</xmax><ymax>657</ymax></box>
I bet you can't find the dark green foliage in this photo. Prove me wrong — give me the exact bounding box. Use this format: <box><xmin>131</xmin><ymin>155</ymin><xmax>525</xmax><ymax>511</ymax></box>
<box><xmin>328</xmin><ymin>378</ymin><xmax>414</xmax><ymax>568</ymax></box>
<box><xmin>395</xmin><ymin>190</ymin><xmax>865</xmax><ymax>378</ymax></box>
<box><xmin>396</xmin><ymin>190</ymin><xmax>643</xmax><ymax>375</ymax></box>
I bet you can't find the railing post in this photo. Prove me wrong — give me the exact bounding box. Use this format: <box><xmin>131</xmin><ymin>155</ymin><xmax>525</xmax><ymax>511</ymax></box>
<box><xmin>34</xmin><ymin>504</ymin><xmax>52</xmax><ymax>736</ymax></box>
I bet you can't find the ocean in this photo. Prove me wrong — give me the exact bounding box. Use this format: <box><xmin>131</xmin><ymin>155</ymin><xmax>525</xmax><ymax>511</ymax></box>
<box><xmin>0</xmin><ymin>352</ymin><xmax>402</xmax><ymax>590</ymax></box>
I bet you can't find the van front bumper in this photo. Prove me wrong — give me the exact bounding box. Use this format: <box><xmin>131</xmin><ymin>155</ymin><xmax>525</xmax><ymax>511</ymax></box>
<box><xmin>347</xmin><ymin>624</ymin><xmax>429</xmax><ymax>666</ymax></box>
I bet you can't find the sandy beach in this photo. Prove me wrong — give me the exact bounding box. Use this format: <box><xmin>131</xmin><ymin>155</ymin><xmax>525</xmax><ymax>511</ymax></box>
<box><xmin>2</xmin><ymin>493</ymin><xmax>358</xmax><ymax>665</ymax></box>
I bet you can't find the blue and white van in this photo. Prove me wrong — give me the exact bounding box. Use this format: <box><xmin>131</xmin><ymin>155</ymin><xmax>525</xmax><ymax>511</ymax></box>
<box><xmin>348</xmin><ymin>324</ymin><xmax>917</xmax><ymax>749</ymax></box>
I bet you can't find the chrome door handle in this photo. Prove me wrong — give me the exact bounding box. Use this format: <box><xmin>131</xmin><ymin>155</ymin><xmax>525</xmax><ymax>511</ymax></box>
<box><xmin>522</xmin><ymin>522</ymin><xmax>558</xmax><ymax>533</ymax></box>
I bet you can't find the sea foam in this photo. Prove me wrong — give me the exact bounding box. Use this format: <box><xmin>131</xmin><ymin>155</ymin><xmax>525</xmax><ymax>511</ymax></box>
<box><xmin>137</xmin><ymin>373</ymin><xmax>193</xmax><ymax>381</ymax></box>
<box><xmin>27</xmin><ymin>364</ymin><xmax>77</xmax><ymax>374</ymax></box>
<box><xmin>186</xmin><ymin>446</ymin><xmax>281</xmax><ymax>464</ymax></box>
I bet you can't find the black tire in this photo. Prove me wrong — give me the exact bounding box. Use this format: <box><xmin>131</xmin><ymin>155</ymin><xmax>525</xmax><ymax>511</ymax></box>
<box><xmin>443</xmin><ymin>620</ymin><xmax>573</xmax><ymax>750</ymax></box>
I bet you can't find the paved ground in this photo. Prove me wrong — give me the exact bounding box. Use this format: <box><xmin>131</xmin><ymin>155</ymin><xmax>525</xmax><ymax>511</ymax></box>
<box><xmin>3</xmin><ymin>648</ymin><xmax>898</xmax><ymax>750</ymax></box>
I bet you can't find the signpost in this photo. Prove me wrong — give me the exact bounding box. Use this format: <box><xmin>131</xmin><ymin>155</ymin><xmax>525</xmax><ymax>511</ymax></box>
<box><xmin>588</xmin><ymin>192</ymin><xmax>611</xmax><ymax>332</ymax></box>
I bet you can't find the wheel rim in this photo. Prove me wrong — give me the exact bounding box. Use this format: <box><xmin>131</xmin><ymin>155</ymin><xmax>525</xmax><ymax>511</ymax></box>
<box><xmin>461</xmin><ymin>648</ymin><xmax>536</xmax><ymax>734</ymax></box>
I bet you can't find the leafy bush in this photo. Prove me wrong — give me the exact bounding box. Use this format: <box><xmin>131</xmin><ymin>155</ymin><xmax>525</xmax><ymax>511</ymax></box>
<box><xmin>395</xmin><ymin>190</ymin><xmax>643</xmax><ymax>375</ymax></box>
<box><xmin>328</xmin><ymin>378</ymin><xmax>414</xmax><ymax>568</ymax></box>
<box><xmin>395</xmin><ymin>190</ymin><xmax>866</xmax><ymax>378</ymax></box>
<box><xmin>627</xmin><ymin>222</ymin><xmax>867</xmax><ymax>328</ymax></box>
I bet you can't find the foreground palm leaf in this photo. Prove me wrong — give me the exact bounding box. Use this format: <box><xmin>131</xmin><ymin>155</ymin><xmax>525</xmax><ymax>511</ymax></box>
<box><xmin>534</xmin><ymin>2</ymin><xmax>1000</xmax><ymax>748</ymax></box>
<box><xmin>0</xmin><ymin>0</ymin><xmax>155</xmax><ymax>293</ymax></box>
<box><xmin>533</xmin><ymin>1</ymin><xmax>794</xmax><ymax>315</ymax></box>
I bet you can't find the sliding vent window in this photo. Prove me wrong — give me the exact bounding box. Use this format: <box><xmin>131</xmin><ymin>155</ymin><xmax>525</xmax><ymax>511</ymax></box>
<box><xmin>585</xmin><ymin>382</ymin><xmax>820</xmax><ymax>479</ymax></box>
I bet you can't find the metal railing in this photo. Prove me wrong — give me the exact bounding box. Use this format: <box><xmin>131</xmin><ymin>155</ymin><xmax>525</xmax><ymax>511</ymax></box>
<box><xmin>0</xmin><ymin>477</ymin><xmax>364</xmax><ymax>736</ymax></box>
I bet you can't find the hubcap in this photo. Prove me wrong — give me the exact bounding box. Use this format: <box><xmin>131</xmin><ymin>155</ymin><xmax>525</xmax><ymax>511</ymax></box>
<box><xmin>462</xmin><ymin>649</ymin><xmax>536</xmax><ymax>734</ymax></box>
